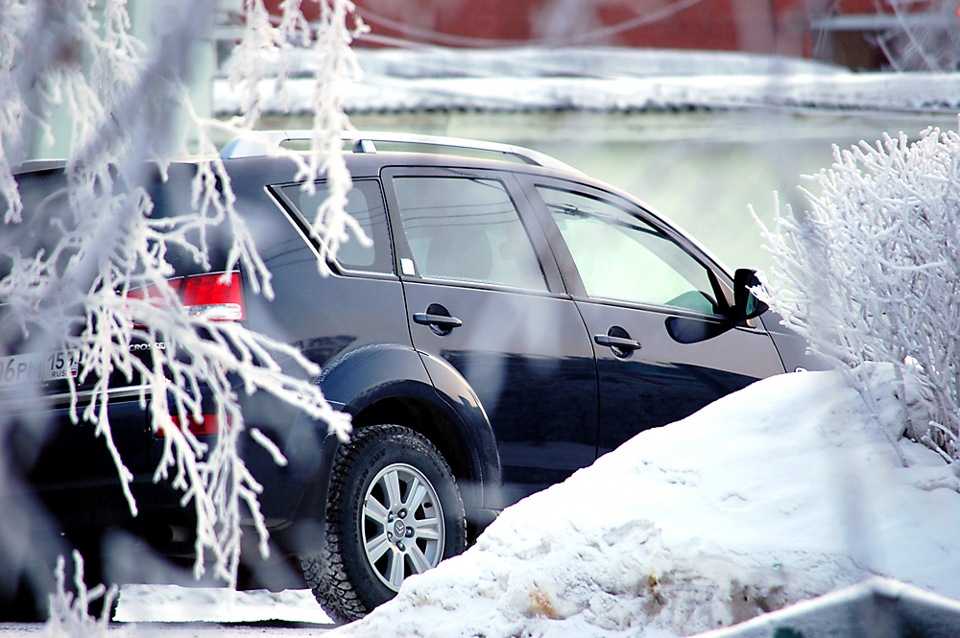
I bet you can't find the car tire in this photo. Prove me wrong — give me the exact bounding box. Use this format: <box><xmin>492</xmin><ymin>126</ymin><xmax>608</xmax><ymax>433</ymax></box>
<box><xmin>300</xmin><ymin>424</ymin><xmax>467</xmax><ymax>623</ymax></box>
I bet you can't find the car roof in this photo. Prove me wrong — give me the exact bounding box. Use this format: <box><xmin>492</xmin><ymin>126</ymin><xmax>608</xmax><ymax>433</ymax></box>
<box><xmin>277</xmin><ymin>150</ymin><xmax>734</xmax><ymax>279</ymax></box>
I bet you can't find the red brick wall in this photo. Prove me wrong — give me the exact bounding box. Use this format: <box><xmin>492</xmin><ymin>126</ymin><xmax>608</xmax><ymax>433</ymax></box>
<box><xmin>267</xmin><ymin>0</ymin><xmax>812</xmax><ymax>54</ymax></box>
<box><xmin>263</xmin><ymin>0</ymin><xmax>943</xmax><ymax>61</ymax></box>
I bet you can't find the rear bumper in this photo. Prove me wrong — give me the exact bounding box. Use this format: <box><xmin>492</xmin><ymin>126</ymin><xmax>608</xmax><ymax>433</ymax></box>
<box><xmin>2</xmin><ymin>385</ymin><xmax>339</xmax><ymax>559</ymax></box>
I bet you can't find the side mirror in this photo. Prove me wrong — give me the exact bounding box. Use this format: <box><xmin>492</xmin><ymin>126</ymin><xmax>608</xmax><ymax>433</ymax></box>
<box><xmin>733</xmin><ymin>268</ymin><xmax>769</xmax><ymax>321</ymax></box>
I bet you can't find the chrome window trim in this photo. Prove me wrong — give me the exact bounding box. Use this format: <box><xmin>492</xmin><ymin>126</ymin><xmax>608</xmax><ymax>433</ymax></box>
<box><xmin>0</xmin><ymin>383</ymin><xmax>151</xmax><ymax>412</ymax></box>
<box><xmin>404</xmin><ymin>274</ymin><xmax>570</xmax><ymax>301</ymax></box>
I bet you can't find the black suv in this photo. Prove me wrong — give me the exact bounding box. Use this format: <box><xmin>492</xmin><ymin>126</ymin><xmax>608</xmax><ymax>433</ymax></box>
<box><xmin>4</xmin><ymin>132</ymin><xmax>817</xmax><ymax>621</ymax></box>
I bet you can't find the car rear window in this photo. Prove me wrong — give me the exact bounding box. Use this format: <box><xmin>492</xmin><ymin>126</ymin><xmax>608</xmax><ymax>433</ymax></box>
<box><xmin>278</xmin><ymin>180</ymin><xmax>393</xmax><ymax>275</ymax></box>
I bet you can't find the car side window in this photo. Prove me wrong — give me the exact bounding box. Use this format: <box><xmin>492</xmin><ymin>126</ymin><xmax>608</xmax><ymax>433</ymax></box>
<box><xmin>538</xmin><ymin>186</ymin><xmax>721</xmax><ymax>315</ymax></box>
<box><xmin>279</xmin><ymin>180</ymin><xmax>393</xmax><ymax>274</ymax></box>
<box><xmin>392</xmin><ymin>176</ymin><xmax>548</xmax><ymax>292</ymax></box>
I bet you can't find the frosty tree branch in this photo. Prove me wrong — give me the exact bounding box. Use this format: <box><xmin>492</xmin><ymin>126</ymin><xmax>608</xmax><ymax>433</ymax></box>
<box><xmin>221</xmin><ymin>0</ymin><xmax>372</xmax><ymax>273</ymax></box>
<box><xmin>0</xmin><ymin>0</ymin><xmax>364</xmax><ymax>589</ymax></box>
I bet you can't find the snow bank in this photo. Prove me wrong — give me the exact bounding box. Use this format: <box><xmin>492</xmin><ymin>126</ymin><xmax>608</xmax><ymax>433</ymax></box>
<box><xmin>114</xmin><ymin>585</ymin><xmax>332</xmax><ymax>624</ymax></box>
<box><xmin>332</xmin><ymin>368</ymin><xmax>960</xmax><ymax>637</ymax></box>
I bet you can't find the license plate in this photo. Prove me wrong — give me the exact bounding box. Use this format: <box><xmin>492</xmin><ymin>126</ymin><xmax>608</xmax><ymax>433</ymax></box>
<box><xmin>0</xmin><ymin>350</ymin><xmax>80</xmax><ymax>386</ymax></box>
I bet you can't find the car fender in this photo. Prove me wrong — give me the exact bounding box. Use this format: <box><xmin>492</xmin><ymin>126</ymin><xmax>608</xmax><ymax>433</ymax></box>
<box><xmin>280</xmin><ymin>344</ymin><xmax>501</xmax><ymax>552</ymax></box>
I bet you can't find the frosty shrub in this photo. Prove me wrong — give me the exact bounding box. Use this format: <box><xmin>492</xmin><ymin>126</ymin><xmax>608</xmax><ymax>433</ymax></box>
<box><xmin>757</xmin><ymin>126</ymin><xmax>960</xmax><ymax>462</ymax></box>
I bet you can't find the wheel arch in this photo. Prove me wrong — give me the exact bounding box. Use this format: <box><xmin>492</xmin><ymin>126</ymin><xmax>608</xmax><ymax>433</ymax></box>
<box><xmin>344</xmin><ymin>354</ymin><xmax>502</xmax><ymax>515</ymax></box>
<box><xmin>283</xmin><ymin>344</ymin><xmax>501</xmax><ymax>552</ymax></box>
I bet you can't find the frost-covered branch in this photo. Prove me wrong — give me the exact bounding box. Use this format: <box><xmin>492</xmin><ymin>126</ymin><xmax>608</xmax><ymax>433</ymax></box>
<box><xmin>221</xmin><ymin>0</ymin><xmax>371</xmax><ymax>274</ymax></box>
<box><xmin>1</xmin><ymin>0</ymin><xmax>365</xmax><ymax>589</ymax></box>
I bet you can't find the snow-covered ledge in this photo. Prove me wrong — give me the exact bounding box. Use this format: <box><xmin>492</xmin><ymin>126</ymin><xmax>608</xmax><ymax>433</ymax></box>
<box><xmin>215</xmin><ymin>70</ymin><xmax>960</xmax><ymax>116</ymax></box>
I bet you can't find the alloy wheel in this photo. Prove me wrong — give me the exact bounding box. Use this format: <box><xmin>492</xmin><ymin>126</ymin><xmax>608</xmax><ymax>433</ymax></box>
<box><xmin>360</xmin><ymin>462</ymin><xmax>446</xmax><ymax>591</ymax></box>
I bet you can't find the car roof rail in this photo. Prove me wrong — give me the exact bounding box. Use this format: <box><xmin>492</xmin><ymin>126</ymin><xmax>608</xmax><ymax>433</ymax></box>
<box><xmin>13</xmin><ymin>159</ymin><xmax>68</xmax><ymax>175</ymax></box>
<box><xmin>220</xmin><ymin>130</ymin><xmax>581</xmax><ymax>175</ymax></box>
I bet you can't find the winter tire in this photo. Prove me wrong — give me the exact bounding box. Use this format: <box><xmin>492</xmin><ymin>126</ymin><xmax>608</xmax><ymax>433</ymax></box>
<box><xmin>299</xmin><ymin>424</ymin><xmax>467</xmax><ymax>623</ymax></box>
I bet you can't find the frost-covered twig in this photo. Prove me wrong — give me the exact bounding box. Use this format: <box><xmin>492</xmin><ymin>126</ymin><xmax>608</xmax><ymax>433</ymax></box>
<box><xmin>43</xmin><ymin>551</ymin><xmax>116</xmax><ymax>638</ymax></box>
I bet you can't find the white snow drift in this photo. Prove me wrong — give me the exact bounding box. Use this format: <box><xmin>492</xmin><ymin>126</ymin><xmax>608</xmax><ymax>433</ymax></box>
<box><xmin>332</xmin><ymin>367</ymin><xmax>960</xmax><ymax>637</ymax></box>
<box><xmin>114</xmin><ymin>584</ymin><xmax>332</xmax><ymax>625</ymax></box>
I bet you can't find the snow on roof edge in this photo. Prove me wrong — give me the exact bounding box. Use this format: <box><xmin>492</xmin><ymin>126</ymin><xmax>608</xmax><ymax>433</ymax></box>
<box><xmin>268</xmin><ymin>46</ymin><xmax>846</xmax><ymax>80</ymax></box>
<box><xmin>213</xmin><ymin>72</ymin><xmax>960</xmax><ymax>116</ymax></box>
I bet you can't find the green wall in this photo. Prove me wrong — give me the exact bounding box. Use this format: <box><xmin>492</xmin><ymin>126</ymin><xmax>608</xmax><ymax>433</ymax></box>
<box><xmin>262</xmin><ymin>109</ymin><xmax>955</xmax><ymax>274</ymax></box>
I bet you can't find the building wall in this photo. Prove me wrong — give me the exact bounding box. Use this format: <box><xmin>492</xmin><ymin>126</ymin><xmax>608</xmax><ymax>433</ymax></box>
<box><xmin>29</xmin><ymin>0</ymin><xmax>216</xmax><ymax>159</ymax></box>
<box><xmin>266</xmin><ymin>0</ymin><xmax>954</xmax><ymax>69</ymax></box>
<box><xmin>272</xmin><ymin>0</ymin><xmax>812</xmax><ymax>54</ymax></box>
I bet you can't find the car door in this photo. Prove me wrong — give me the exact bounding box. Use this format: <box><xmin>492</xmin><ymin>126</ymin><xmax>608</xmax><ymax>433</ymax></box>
<box><xmin>524</xmin><ymin>177</ymin><xmax>785</xmax><ymax>456</ymax></box>
<box><xmin>380</xmin><ymin>166</ymin><xmax>597</xmax><ymax>507</ymax></box>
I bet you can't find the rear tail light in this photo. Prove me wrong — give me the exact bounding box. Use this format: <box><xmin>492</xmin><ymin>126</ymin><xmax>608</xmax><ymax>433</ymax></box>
<box><xmin>158</xmin><ymin>413</ymin><xmax>221</xmax><ymax>438</ymax></box>
<box><xmin>180</xmin><ymin>272</ymin><xmax>245</xmax><ymax>321</ymax></box>
<box><xmin>128</xmin><ymin>271</ymin><xmax>245</xmax><ymax>322</ymax></box>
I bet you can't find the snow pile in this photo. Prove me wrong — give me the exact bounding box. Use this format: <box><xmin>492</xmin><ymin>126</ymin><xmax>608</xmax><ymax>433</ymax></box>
<box><xmin>114</xmin><ymin>585</ymin><xmax>332</xmax><ymax>624</ymax></box>
<box><xmin>332</xmin><ymin>367</ymin><xmax>960</xmax><ymax>637</ymax></box>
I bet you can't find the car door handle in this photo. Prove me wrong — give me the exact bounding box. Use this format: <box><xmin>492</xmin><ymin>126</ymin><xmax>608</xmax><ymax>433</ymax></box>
<box><xmin>594</xmin><ymin>334</ymin><xmax>642</xmax><ymax>351</ymax></box>
<box><xmin>413</xmin><ymin>313</ymin><xmax>463</xmax><ymax>329</ymax></box>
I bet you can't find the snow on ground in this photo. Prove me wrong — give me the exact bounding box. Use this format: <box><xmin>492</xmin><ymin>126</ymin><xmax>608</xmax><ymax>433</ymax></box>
<box><xmin>0</xmin><ymin>623</ymin><xmax>328</xmax><ymax>636</ymax></box>
<box><xmin>0</xmin><ymin>586</ymin><xmax>335</xmax><ymax>636</ymax></box>
<box><xmin>330</xmin><ymin>367</ymin><xmax>960</xmax><ymax>638</ymax></box>
<box><xmin>113</xmin><ymin>585</ymin><xmax>332</xmax><ymax>625</ymax></box>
